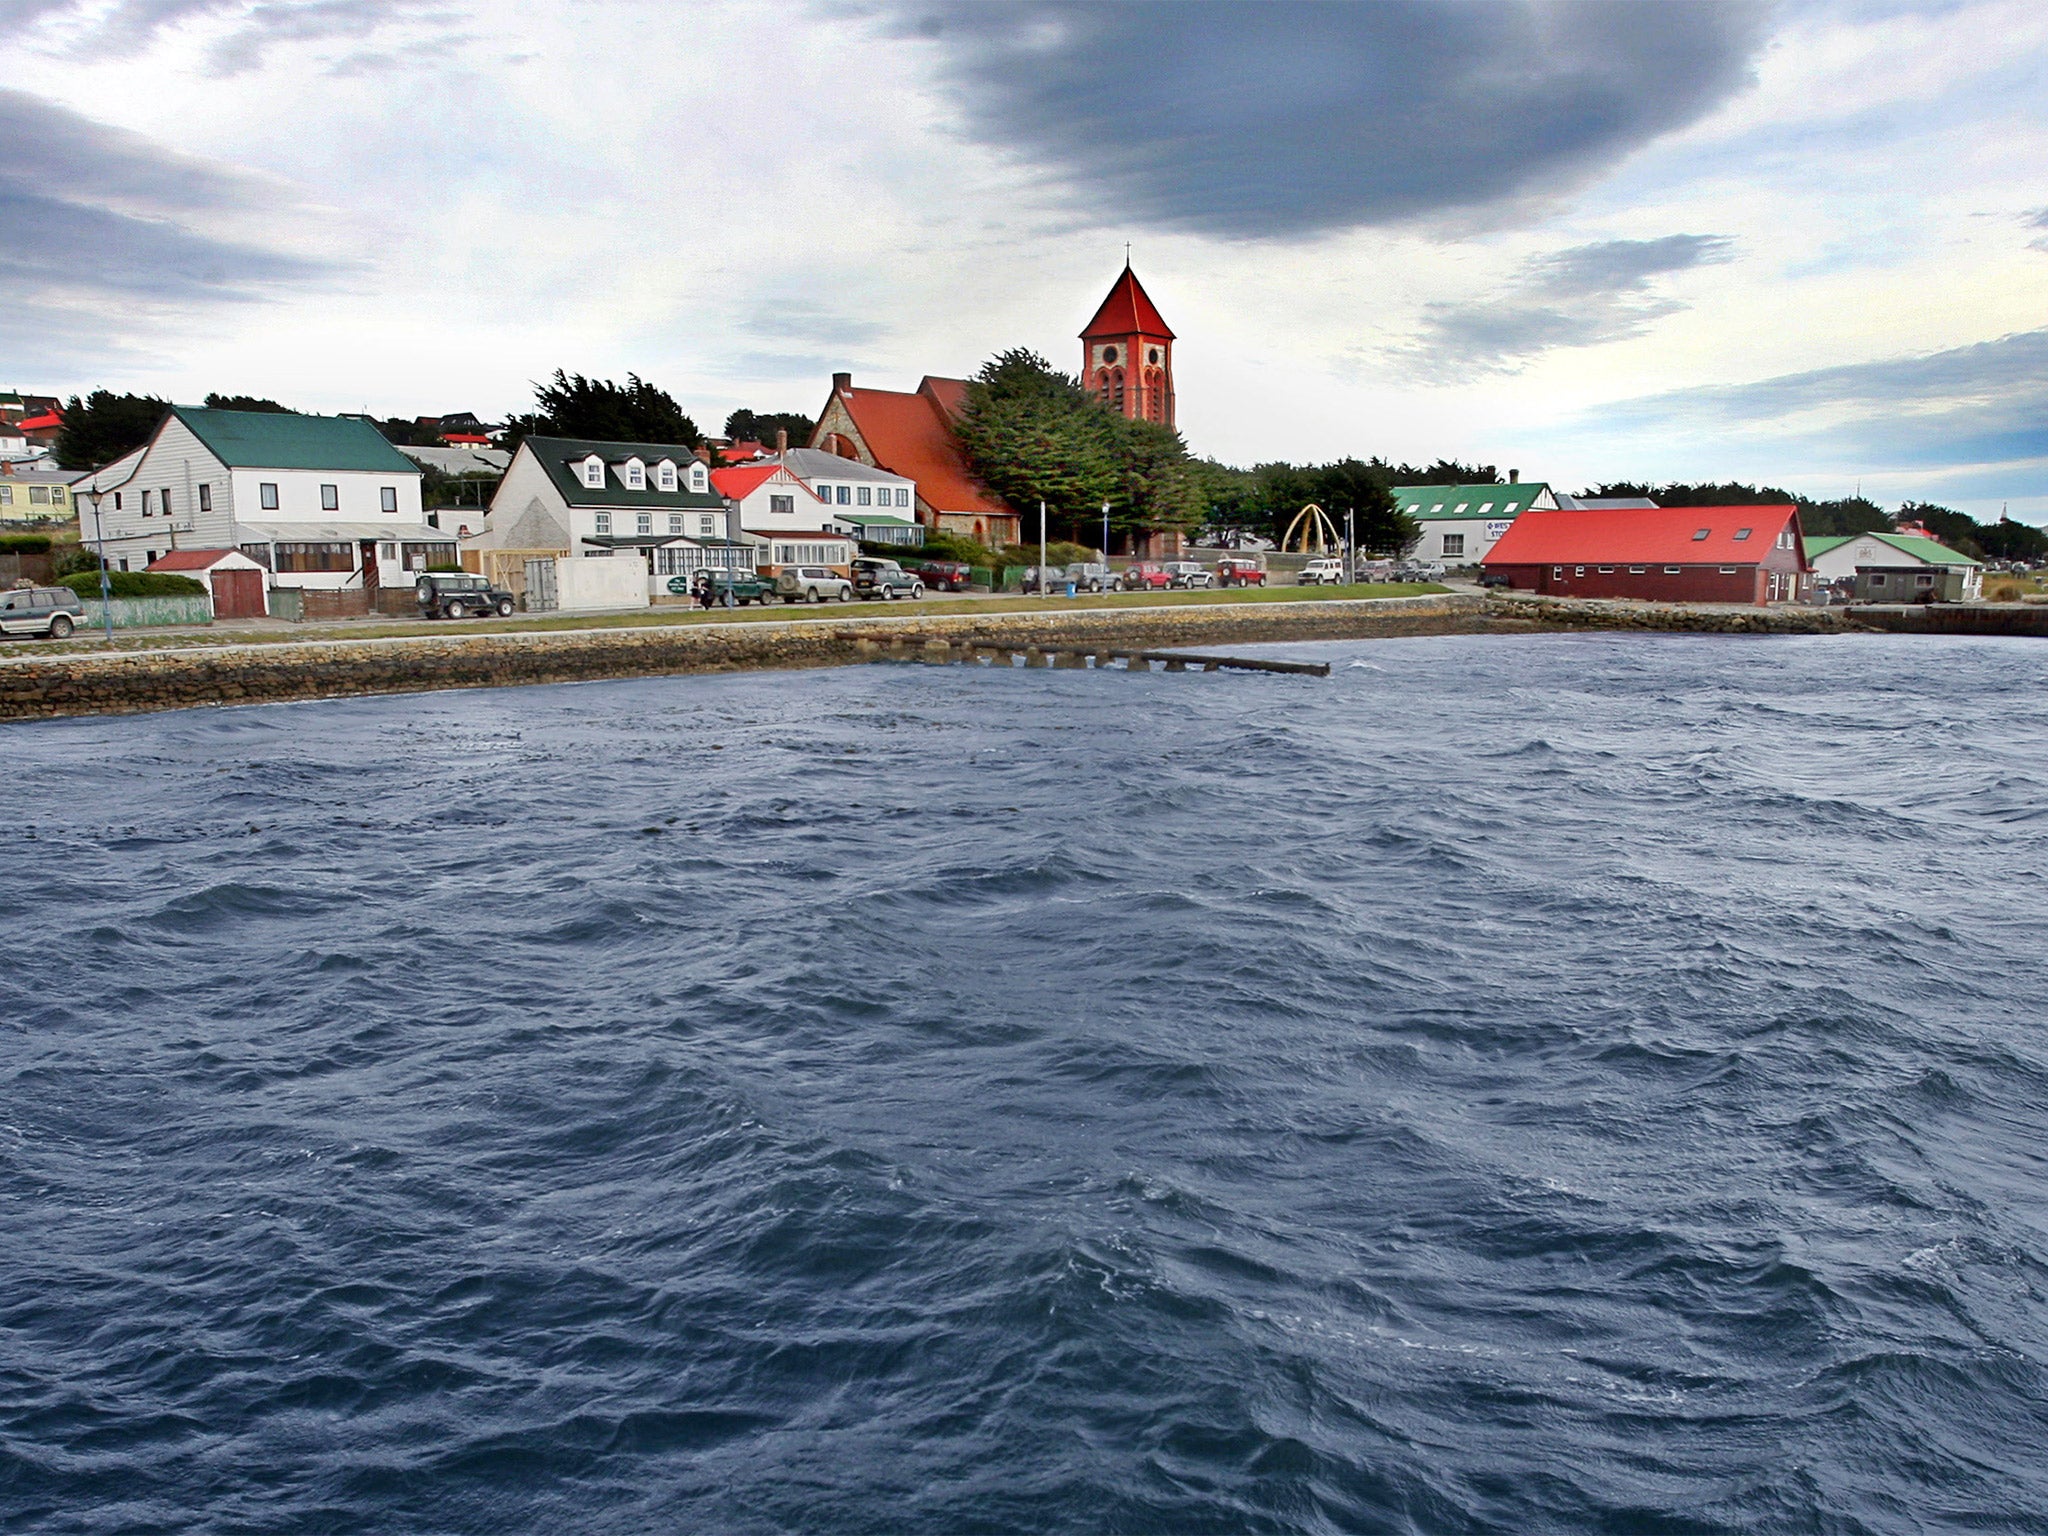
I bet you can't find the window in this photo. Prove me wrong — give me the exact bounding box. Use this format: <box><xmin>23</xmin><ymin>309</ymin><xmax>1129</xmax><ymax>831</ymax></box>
<box><xmin>381</xmin><ymin>486</ymin><xmax>398</xmax><ymax>513</ymax></box>
<box><xmin>582</xmin><ymin>457</ymin><xmax>605</xmax><ymax>488</ymax></box>
<box><xmin>853</xmin><ymin>485</ymin><xmax>869</xmax><ymax>506</ymax></box>
<box><xmin>1732</xmin><ymin>528</ymin><xmax>1752</xmax><ymax>541</ymax></box>
<box><xmin>1719</xmin><ymin>566</ymin><xmax>1737</xmax><ymax>575</ymax></box>
<box><xmin>198</xmin><ymin>483</ymin><xmax>212</xmax><ymax>513</ymax></box>
<box><xmin>770</xmin><ymin>494</ymin><xmax>794</xmax><ymax>515</ymax></box>
<box><xmin>142</xmin><ymin>489</ymin><xmax>154</xmax><ymax>516</ymax></box>
<box><xmin>658</xmin><ymin>462</ymin><xmax>676</xmax><ymax>490</ymax></box>
<box><xmin>272</xmin><ymin>541</ymin><xmax>356</xmax><ymax>573</ymax></box>
<box><xmin>321</xmin><ymin>484</ymin><xmax>339</xmax><ymax>511</ymax></box>
<box><xmin>0</xmin><ymin>486</ymin><xmax>10</xmax><ymax>505</ymax></box>
<box><xmin>1431</xmin><ymin>502</ymin><xmax>1444</xmax><ymax>514</ymax></box>
<box><xmin>1692</xmin><ymin>528</ymin><xmax>1710</xmax><ymax>541</ymax></box>
<box><xmin>670</xmin><ymin>514</ymin><xmax>684</xmax><ymax>535</ymax></box>
<box><xmin>1917</xmin><ymin>573</ymin><xmax>1935</xmax><ymax>587</ymax></box>
<box><xmin>1597</xmin><ymin>566</ymin><xmax>1614</xmax><ymax>573</ymax></box>
<box><xmin>1441</xmin><ymin>534</ymin><xmax>1465</xmax><ymax>557</ymax></box>
<box><xmin>260</xmin><ymin>483</ymin><xmax>279</xmax><ymax>510</ymax></box>
<box><xmin>379</xmin><ymin>542</ymin><xmax>398</xmax><ymax>561</ymax></box>
<box><xmin>1478</xmin><ymin>502</ymin><xmax>1494</xmax><ymax>515</ymax></box>
<box><xmin>625</xmin><ymin>461</ymin><xmax>645</xmax><ymax>490</ymax></box>
<box><xmin>1628</xmin><ymin>565</ymin><xmax>1646</xmax><ymax>574</ymax></box>
<box><xmin>896</xmin><ymin>488</ymin><xmax>911</xmax><ymax>508</ymax></box>
<box><xmin>631</xmin><ymin>512</ymin><xmax>648</xmax><ymax>535</ymax></box>
<box><xmin>50</xmin><ymin>487</ymin><xmax>65</xmax><ymax>506</ymax></box>
<box><xmin>1574</xmin><ymin>566</ymin><xmax>1585</xmax><ymax>576</ymax></box>
<box><xmin>1453</xmin><ymin>503</ymin><xmax>1469</xmax><ymax>515</ymax></box>
<box><xmin>1664</xmin><ymin>566</ymin><xmax>1680</xmax><ymax>574</ymax></box>
<box><xmin>32</xmin><ymin>486</ymin><xmax>52</xmax><ymax>506</ymax></box>
<box><xmin>689</xmin><ymin>465</ymin><xmax>706</xmax><ymax>490</ymax></box>
<box><xmin>1871</xmin><ymin>573</ymin><xmax>1888</xmax><ymax>586</ymax></box>
<box><xmin>836</xmin><ymin>485</ymin><xmax>851</xmax><ymax>505</ymax></box>
<box><xmin>239</xmin><ymin>543</ymin><xmax>272</xmax><ymax>570</ymax></box>
<box><xmin>815</xmin><ymin>484</ymin><xmax>831</xmax><ymax>503</ymax></box>
<box><xmin>118</xmin><ymin>558</ymin><xmax>129</xmax><ymax>572</ymax></box>
<box><xmin>700</xmin><ymin>515</ymin><xmax>717</xmax><ymax>536</ymax></box>
<box><xmin>1502</xmin><ymin>502</ymin><xmax>1520</xmax><ymax>514</ymax></box>
<box><xmin>1552</xmin><ymin>566</ymin><xmax>1564</xmax><ymax>578</ymax></box>
<box><xmin>161</xmin><ymin>487</ymin><xmax>173</xmax><ymax>515</ymax></box>
<box><xmin>113</xmin><ymin>492</ymin><xmax>123</xmax><ymax>510</ymax></box>
<box><xmin>595</xmin><ymin>511</ymin><xmax>612</xmax><ymax>535</ymax></box>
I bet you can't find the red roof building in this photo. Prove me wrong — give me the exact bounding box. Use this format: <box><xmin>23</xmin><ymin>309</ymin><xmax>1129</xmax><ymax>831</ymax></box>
<box><xmin>1082</xmin><ymin>264</ymin><xmax>1175</xmax><ymax>427</ymax></box>
<box><xmin>809</xmin><ymin>373</ymin><xmax>1020</xmax><ymax>547</ymax></box>
<box><xmin>1482</xmin><ymin>504</ymin><xmax>1812</xmax><ymax>605</ymax></box>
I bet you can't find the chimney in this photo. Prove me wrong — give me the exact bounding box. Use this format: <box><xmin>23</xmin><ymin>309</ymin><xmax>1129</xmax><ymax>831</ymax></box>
<box><xmin>694</xmin><ymin>445</ymin><xmax>712</xmax><ymax>464</ymax></box>
<box><xmin>1508</xmin><ymin>468</ymin><xmax>1520</xmax><ymax>483</ymax></box>
<box><xmin>776</xmin><ymin>428</ymin><xmax>788</xmax><ymax>453</ymax></box>
<box><xmin>832</xmin><ymin>372</ymin><xmax>852</xmax><ymax>394</ymax></box>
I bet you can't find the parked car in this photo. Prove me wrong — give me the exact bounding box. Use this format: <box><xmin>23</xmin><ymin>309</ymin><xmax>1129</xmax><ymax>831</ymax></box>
<box><xmin>696</xmin><ymin>571</ymin><xmax>777</xmax><ymax>606</ymax></box>
<box><xmin>0</xmin><ymin>584</ymin><xmax>85</xmax><ymax>639</ymax></box>
<box><xmin>1214</xmin><ymin>555</ymin><xmax>1266</xmax><ymax>588</ymax></box>
<box><xmin>1476</xmin><ymin>571</ymin><xmax>1514</xmax><ymax>589</ymax></box>
<box><xmin>1356</xmin><ymin>558</ymin><xmax>1395</xmax><ymax>583</ymax></box>
<box><xmin>1018</xmin><ymin>564</ymin><xmax>1064</xmax><ymax>594</ymax></box>
<box><xmin>915</xmin><ymin>559</ymin><xmax>974</xmax><ymax>593</ymax></box>
<box><xmin>417</xmin><ymin>571</ymin><xmax>515</xmax><ymax>619</ymax></box>
<box><xmin>1297</xmin><ymin>557</ymin><xmax>1346</xmax><ymax>585</ymax></box>
<box><xmin>853</xmin><ymin>557</ymin><xmax>925</xmax><ymax>600</ymax></box>
<box><xmin>1062</xmin><ymin>562</ymin><xmax>1122</xmax><ymax>593</ymax></box>
<box><xmin>777</xmin><ymin>565</ymin><xmax>855</xmax><ymax>603</ymax></box>
<box><xmin>1395</xmin><ymin>560</ymin><xmax>1447</xmax><ymax>582</ymax></box>
<box><xmin>1121</xmin><ymin>561</ymin><xmax>1172</xmax><ymax>591</ymax></box>
<box><xmin>1162</xmin><ymin>560</ymin><xmax>1212</xmax><ymax>589</ymax></box>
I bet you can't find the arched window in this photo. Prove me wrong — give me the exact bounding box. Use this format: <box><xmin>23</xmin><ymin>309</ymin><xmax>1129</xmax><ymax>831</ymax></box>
<box><xmin>1113</xmin><ymin>369</ymin><xmax>1125</xmax><ymax>412</ymax></box>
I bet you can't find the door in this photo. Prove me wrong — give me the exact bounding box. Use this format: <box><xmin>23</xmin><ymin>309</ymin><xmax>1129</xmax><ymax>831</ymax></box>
<box><xmin>211</xmin><ymin>567</ymin><xmax>266</xmax><ymax>619</ymax></box>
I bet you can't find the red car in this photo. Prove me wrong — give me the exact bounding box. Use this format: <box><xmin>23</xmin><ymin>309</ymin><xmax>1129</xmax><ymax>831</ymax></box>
<box><xmin>1215</xmin><ymin>556</ymin><xmax>1267</xmax><ymax>588</ymax></box>
<box><xmin>916</xmin><ymin>560</ymin><xmax>974</xmax><ymax>592</ymax></box>
<box><xmin>1121</xmin><ymin>562</ymin><xmax>1172</xmax><ymax>591</ymax></box>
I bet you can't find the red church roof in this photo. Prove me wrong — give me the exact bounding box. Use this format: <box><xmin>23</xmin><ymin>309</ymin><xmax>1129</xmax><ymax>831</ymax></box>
<box><xmin>1081</xmin><ymin>265</ymin><xmax>1174</xmax><ymax>341</ymax></box>
<box><xmin>831</xmin><ymin>379</ymin><xmax>1009</xmax><ymax>518</ymax></box>
<box><xmin>1484</xmin><ymin>505</ymin><xmax>1805</xmax><ymax>567</ymax></box>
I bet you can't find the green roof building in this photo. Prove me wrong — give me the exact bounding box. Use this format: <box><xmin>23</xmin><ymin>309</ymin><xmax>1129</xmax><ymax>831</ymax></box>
<box><xmin>1806</xmin><ymin>529</ymin><xmax>1983</xmax><ymax>602</ymax></box>
<box><xmin>1394</xmin><ymin>480</ymin><xmax>1559</xmax><ymax>565</ymax></box>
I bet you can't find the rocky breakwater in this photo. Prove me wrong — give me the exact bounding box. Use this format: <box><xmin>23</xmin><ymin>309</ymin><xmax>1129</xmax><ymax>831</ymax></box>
<box><xmin>0</xmin><ymin>594</ymin><xmax>1494</xmax><ymax>721</ymax></box>
<box><xmin>1486</xmin><ymin>594</ymin><xmax>1865</xmax><ymax>635</ymax></box>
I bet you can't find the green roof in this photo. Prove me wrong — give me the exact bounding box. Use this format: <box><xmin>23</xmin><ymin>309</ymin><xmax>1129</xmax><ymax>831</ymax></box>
<box><xmin>1870</xmin><ymin>532</ymin><xmax>1980</xmax><ymax>567</ymax></box>
<box><xmin>1394</xmin><ymin>482</ymin><xmax>1550</xmax><ymax>521</ymax></box>
<box><xmin>522</xmin><ymin>436</ymin><xmax>726</xmax><ymax>511</ymax></box>
<box><xmin>1804</xmin><ymin>535</ymin><xmax>1851</xmax><ymax>558</ymax></box>
<box><xmin>835</xmin><ymin>512</ymin><xmax>918</xmax><ymax>527</ymax></box>
<box><xmin>174</xmin><ymin>406</ymin><xmax>420</xmax><ymax>473</ymax></box>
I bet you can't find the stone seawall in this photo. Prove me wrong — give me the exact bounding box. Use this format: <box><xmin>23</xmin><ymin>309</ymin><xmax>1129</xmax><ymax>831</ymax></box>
<box><xmin>1494</xmin><ymin>595</ymin><xmax>2048</xmax><ymax>638</ymax></box>
<box><xmin>0</xmin><ymin>594</ymin><xmax>1494</xmax><ymax>721</ymax></box>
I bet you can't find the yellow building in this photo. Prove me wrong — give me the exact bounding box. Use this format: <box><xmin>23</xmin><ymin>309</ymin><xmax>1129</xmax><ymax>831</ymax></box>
<box><xmin>0</xmin><ymin>467</ymin><xmax>78</xmax><ymax>523</ymax></box>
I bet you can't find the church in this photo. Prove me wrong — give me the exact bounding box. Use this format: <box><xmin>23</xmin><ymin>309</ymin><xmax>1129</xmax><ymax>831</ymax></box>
<box><xmin>807</xmin><ymin>263</ymin><xmax>1182</xmax><ymax>555</ymax></box>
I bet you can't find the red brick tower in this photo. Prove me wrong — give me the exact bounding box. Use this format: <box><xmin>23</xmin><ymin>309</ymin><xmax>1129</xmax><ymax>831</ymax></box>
<box><xmin>1081</xmin><ymin>264</ymin><xmax>1175</xmax><ymax>427</ymax></box>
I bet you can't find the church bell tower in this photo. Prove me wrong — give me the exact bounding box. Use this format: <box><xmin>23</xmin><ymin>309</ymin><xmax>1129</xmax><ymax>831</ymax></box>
<box><xmin>1081</xmin><ymin>263</ymin><xmax>1175</xmax><ymax>428</ymax></box>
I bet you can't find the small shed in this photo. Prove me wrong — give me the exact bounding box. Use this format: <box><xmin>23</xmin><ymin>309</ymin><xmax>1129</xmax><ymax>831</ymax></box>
<box><xmin>147</xmin><ymin>548</ymin><xmax>269</xmax><ymax>618</ymax></box>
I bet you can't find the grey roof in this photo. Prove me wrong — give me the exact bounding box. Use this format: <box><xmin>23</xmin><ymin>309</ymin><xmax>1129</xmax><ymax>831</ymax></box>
<box><xmin>0</xmin><ymin>464</ymin><xmax>87</xmax><ymax>486</ymax></box>
<box><xmin>401</xmin><ymin>445</ymin><xmax>511</xmax><ymax>475</ymax></box>
<box><xmin>777</xmin><ymin>448</ymin><xmax>910</xmax><ymax>483</ymax></box>
<box><xmin>235</xmin><ymin>520</ymin><xmax>455</xmax><ymax>543</ymax></box>
<box><xmin>1553</xmin><ymin>494</ymin><xmax>1659</xmax><ymax>510</ymax></box>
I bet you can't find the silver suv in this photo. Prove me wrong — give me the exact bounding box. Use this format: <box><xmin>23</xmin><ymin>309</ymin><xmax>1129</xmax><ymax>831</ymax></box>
<box><xmin>776</xmin><ymin>565</ymin><xmax>854</xmax><ymax>603</ymax></box>
<box><xmin>1061</xmin><ymin>561</ymin><xmax>1122</xmax><ymax>593</ymax></box>
<box><xmin>0</xmin><ymin>584</ymin><xmax>85</xmax><ymax>639</ymax></box>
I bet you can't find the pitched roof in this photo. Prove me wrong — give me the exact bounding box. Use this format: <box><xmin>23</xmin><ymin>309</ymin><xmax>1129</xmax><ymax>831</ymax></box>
<box><xmin>710</xmin><ymin>462</ymin><xmax>818</xmax><ymax>502</ymax></box>
<box><xmin>1395</xmin><ymin>483</ymin><xmax>1552</xmax><ymax>521</ymax></box>
<box><xmin>147</xmin><ymin>548</ymin><xmax>245</xmax><ymax>571</ymax></box>
<box><xmin>1483</xmin><ymin>505</ymin><xmax>1802</xmax><ymax>567</ymax></box>
<box><xmin>173</xmin><ymin>406</ymin><xmax>421</xmax><ymax>474</ymax></box>
<box><xmin>778</xmin><ymin>447</ymin><xmax>909</xmax><ymax>484</ymax></box>
<box><xmin>1081</xmin><ymin>266</ymin><xmax>1175</xmax><ymax>340</ymax></box>
<box><xmin>1863</xmin><ymin>531</ymin><xmax>1982</xmax><ymax>568</ymax></box>
<box><xmin>17</xmin><ymin>412</ymin><xmax>62</xmax><ymax>432</ymax></box>
<box><xmin>519</xmin><ymin>436</ymin><xmax>724</xmax><ymax>510</ymax></box>
<box><xmin>1804</xmin><ymin>535</ymin><xmax>1851</xmax><ymax>559</ymax></box>
<box><xmin>832</xmin><ymin>383</ymin><xmax>1010</xmax><ymax>518</ymax></box>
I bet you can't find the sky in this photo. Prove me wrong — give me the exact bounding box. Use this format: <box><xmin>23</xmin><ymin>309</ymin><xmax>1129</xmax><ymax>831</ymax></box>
<box><xmin>4</xmin><ymin>0</ymin><xmax>2046</xmax><ymax>519</ymax></box>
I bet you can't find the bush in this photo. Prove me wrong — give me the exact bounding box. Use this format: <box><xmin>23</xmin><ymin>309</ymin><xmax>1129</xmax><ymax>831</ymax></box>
<box><xmin>424</xmin><ymin>562</ymin><xmax>464</xmax><ymax>572</ymax></box>
<box><xmin>1000</xmin><ymin>539</ymin><xmax>1095</xmax><ymax>568</ymax></box>
<box><xmin>0</xmin><ymin>533</ymin><xmax>52</xmax><ymax>554</ymax></box>
<box><xmin>59</xmin><ymin>570</ymin><xmax>207</xmax><ymax>599</ymax></box>
<box><xmin>51</xmin><ymin>543</ymin><xmax>103</xmax><ymax>578</ymax></box>
<box><xmin>912</xmin><ymin>529</ymin><xmax>1002</xmax><ymax>566</ymax></box>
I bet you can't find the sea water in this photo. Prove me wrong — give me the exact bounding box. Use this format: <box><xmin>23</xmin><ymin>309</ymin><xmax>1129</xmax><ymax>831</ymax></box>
<box><xmin>4</xmin><ymin>632</ymin><xmax>2046</xmax><ymax>1533</ymax></box>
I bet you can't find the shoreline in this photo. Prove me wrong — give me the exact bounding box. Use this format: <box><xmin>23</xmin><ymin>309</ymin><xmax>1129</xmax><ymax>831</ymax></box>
<box><xmin>3</xmin><ymin>592</ymin><xmax>2042</xmax><ymax>721</ymax></box>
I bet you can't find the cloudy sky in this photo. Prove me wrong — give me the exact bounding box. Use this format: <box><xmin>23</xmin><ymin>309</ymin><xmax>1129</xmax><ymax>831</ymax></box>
<box><xmin>5</xmin><ymin>0</ymin><xmax>2045</xmax><ymax>517</ymax></box>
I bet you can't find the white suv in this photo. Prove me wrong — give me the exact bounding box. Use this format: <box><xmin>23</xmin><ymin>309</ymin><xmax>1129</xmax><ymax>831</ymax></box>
<box><xmin>776</xmin><ymin>566</ymin><xmax>855</xmax><ymax>603</ymax></box>
<box><xmin>1162</xmin><ymin>560</ymin><xmax>1211</xmax><ymax>589</ymax></box>
<box><xmin>1297</xmin><ymin>558</ymin><xmax>1346</xmax><ymax>585</ymax></box>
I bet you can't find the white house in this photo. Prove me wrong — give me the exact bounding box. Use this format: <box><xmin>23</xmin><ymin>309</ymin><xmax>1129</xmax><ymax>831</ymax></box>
<box><xmin>74</xmin><ymin>406</ymin><xmax>446</xmax><ymax>599</ymax></box>
<box><xmin>706</xmin><ymin>461</ymin><xmax>858</xmax><ymax>573</ymax></box>
<box><xmin>468</xmin><ymin>436</ymin><xmax>747</xmax><ymax>599</ymax></box>
<box><xmin>1393</xmin><ymin>479</ymin><xmax>1559</xmax><ymax>565</ymax></box>
<box><xmin>774</xmin><ymin>446</ymin><xmax>921</xmax><ymax>546</ymax></box>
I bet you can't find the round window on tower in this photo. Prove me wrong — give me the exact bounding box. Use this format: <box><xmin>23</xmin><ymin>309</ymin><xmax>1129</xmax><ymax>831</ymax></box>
<box><xmin>1102</xmin><ymin>346</ymin><xmax>1117</xmax><ymax>364</ymax></box>
<box><xmin>1148</xmin><ymin>348</ymin><xmax>1160</xmax><ymax>364</ymax></box>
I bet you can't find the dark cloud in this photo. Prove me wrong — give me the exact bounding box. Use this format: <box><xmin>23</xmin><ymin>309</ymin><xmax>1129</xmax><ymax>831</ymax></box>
<box><xmin>1414</xmin><ymin>234</ymin><xmax>1732</xmax><ymax>371</ymax></box>
<box><xmin>0</xmin><ymin>90</ymin><xmax>338</xmax><ymax>357</ymax></box>
<box><xmin>1588</xmin><ymin>329</ymin><xmax>2048</xmax><ymax>470</ymax></box>
<box><xmin>879</xmin><ymin>0</ymin><xmax>1770</xmax><ymax>237</ymax></box>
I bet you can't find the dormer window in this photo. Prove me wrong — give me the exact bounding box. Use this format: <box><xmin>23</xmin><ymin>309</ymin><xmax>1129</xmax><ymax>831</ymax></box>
<box><xmin>624</xmin><ymin>458</ymin><xmax>645</xmax><ymax>490</ymax></box>
<box><xmin>657</xmin><ymin>461</ymin><xmax>676</xmax><ymax>491</ymax></box>
<box><xmin>579</xmin><ymin>456</ymin><xmax>605</xmax><ymax>489</ymax></box>
<box><xmin>688</xmin><ymin>464</ymin><xmax>706</xmax><ymax>492</ymax></box>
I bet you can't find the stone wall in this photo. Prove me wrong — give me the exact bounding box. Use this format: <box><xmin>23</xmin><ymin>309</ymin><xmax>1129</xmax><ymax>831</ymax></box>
<box><xmin>0</xmin><ymin>594</ymin><xmax>1492</xmax><ymax>721</ymax></box>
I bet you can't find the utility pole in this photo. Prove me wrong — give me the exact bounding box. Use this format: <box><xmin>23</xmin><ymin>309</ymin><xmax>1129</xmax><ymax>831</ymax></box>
<box><xmin>1039</xmin><ymin>500</ymin><xmax>1047</xmax><ymax>591</ymax></box>
<box><xmin>1101</xmin><ymin>501</ymin><xmax>1110</xmax><ymax>567</ymax></box>
<box><xmin>1346</xmin><ymin>506</ymin><xmax>1355</xmax><ymax>585</ymax></box>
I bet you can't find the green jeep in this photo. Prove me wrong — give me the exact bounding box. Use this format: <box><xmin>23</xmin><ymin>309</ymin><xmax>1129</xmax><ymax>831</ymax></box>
<box><xmin>671</xmin><ymin>570</ymin><xmax>776</xmax><ymax>606</ymax></box>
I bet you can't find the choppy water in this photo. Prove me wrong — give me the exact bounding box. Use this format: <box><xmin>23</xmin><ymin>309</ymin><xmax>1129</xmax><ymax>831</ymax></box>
<box><xmin>5</xmin><ymin>632</ymin><xmax>2048</xmax><ymax>1534</ymax></box>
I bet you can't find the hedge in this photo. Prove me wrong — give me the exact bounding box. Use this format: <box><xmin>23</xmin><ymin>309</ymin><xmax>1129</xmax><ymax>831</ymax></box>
<box><xmin>59</xmin><ymin>570</ymin><xmax>207</xmax><ymax>598</ymax></box>
<box><xmin>0</xmin><ymin>533</ymin><xmax>54</xmax><ymax>554</ymax></box>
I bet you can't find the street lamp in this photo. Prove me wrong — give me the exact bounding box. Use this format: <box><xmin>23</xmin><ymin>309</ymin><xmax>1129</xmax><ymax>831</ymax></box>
<box><xmin>1101</xmin><ymin>501</ymin><xmax>1110</xmax><ymax>569</ymax></box>
<box><xmin>81</xmin><ymin>484</ymin><xmax>115</xmax><ymax>646</ymax></box>
<box><xmin>1039</xmin><ymin>498</ymin><xmax>1047</xmax><ymax>594</ymax></box>
<box><xmin>1346</xmin><ymin>506</ymin><xmax>1356</xmax><ymax>586</ymax></box>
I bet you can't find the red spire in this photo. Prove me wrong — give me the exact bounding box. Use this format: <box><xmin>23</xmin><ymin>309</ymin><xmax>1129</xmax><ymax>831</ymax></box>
<box><xmin>1081</xmin><ymin>265</ymin><xmax>1174</xmax><ymax>341</ymax></box>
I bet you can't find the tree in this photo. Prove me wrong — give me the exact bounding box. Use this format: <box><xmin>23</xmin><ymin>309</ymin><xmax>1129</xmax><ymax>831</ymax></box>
<box><xmin>54</xmin><ymin>391</ymin><xmax>170</xmax><ymax>470</ymax></box>
<box><xmin>724</xmin><ymin>408</ymin><xmax>813</xmax><ymax>447</ymax></box>
<box><xmin>1898</xmin><ymin>501</ymin><xmax>1986</xmax><ymax>559</ymax></box>
<box><xmin>203</xmin><ymin>392</ymin><xmax>290</xmax><ymax>413</ymax></box>
<box><xmin>1977</xmin><ymin>515</ymin><xmax>2048</xmax><ymax>563</ymax></box>
<box><xmin>508</xmin><ymin>371</ymin><xmax>702</xmax><ymax>450</ymax></box>
<box><xmin>1797</xmin><ymin>497</ymin><xmax>1890</xmax><ymax>538</ymax></box>
<box><xmin>1309</xmin><ymin>458</ymin><xmax>1413</xmax><ymax>554</ymax></box>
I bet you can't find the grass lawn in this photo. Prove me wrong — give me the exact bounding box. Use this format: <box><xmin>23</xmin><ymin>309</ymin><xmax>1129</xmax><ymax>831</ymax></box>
<box><xmin>0</xmin><ymin>583</ymin><xmax>1453</xmax><ymax>660</ymax></box>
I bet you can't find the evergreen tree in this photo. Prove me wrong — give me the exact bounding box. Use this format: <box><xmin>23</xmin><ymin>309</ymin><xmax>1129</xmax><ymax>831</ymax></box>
<box><xmin>723</xmin><ymin>408</ymin><xmax>813</xmax><ymax>447</ymax></box>
<box><xmin>514</xmin><ymin>371</ymin><xmax>702</xmax><ymax>448</ymax></box>
<box><xmin>53</xmin><ymin>391</ymin><xmax>170</xmax><ymax>470</ymax></box>
<box><xmin>203</xmin><ymin>393</ymin><xmax>290</xmax><ymax>413</ymax></box>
